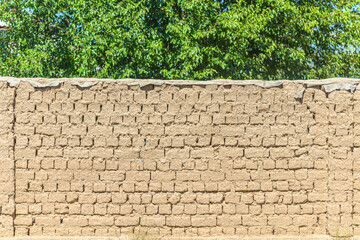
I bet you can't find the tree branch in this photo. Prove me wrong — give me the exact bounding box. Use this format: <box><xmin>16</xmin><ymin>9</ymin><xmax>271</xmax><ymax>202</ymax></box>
<box><xmin>62</xmin><ymin>11</ymin><xmax>70</xmax><ymax>26</ymax></box>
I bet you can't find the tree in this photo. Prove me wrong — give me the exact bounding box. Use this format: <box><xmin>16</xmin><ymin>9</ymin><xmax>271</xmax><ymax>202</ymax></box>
<box><xmin>0</xmin><ymin>0</ymin><xmax>359</xmax><ymax>80</ymax></box>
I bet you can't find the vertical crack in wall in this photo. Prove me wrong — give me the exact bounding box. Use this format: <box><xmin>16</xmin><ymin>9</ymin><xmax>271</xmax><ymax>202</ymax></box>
<box><xmin>11</xmin><ymin>84</ymin><xmax>16</xmax><ymax>237</ymax></box>
<box><xmin>352</xmin><ymin>102</ymin><xmax>355</xmax><ymax>238</ymax></box>
<box><xmin>328</xmin><ymin>132</ymin><xmax>331</xmax><ymax>236</ymax></box>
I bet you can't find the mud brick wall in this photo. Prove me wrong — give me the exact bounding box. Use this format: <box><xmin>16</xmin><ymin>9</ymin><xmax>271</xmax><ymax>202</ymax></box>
<box><xmin>0</xmin><ymin>82</ymin><xmax>15</xmax><ymax>237</ymax></box>
<box><xmin>1</xmin><ymin>78</ymin><xmax>360</xmax><ymax>238</ymax></box>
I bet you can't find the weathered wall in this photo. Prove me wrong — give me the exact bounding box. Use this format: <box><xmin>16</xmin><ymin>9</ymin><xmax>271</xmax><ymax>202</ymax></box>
<box><xmin>0</xmin><ymin>82</ymin><xmax>15</xmax><ymax>237</ymax></box>
<box><xmin>1</xmin><ymin>77</ymin><xmax>360</xmax><ymax>238</ymax></box>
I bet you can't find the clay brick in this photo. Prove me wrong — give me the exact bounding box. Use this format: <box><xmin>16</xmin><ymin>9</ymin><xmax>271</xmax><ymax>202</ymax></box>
<box><xmin>126</xmin><ymin>171</ymin><xmax>150</xmax><ymax>181</ymax></box>
<box><xmin>62</xmin><ymin>125</ymin><xmax>87</xmax><ymax>136</ymax></box>
<box><xmin>293</xmin><ymin>216</ymin><xmax>317</xmax><ymax>226</ymax></box>
<box><xmin>35</xmin><ymin>216</ymin><xmax>60</xmax><ymax>226</ymax></box>
<box><xmin>111</xmin><ymin>193</ymin><xmax>127</xmax><ymax>204</ymax></box>
<box><xmin>140</xmin><ymin>149</ymin><xmax>165</xmax><ymax>159</ymax></box>
<box><xmin>226</xmin><ymin>170</ymin><xmax>250</xmax><ymax>181</ymax></box>
<box><xmin>219</xmin><ymin>148</ymin><xmax>244</xmax><ymax>158</ymax></box>
<box><xmin>62</xmin><ymin>217</ymin><xmax>88</xmax><ymax>227</ymax></box>
<box><xmin>114</xmin><ymin>149</ymin><xmax>140</xmax><ymax>158</ymax></box>
<box><xmin>245</xmin><ymin>148</ymin><xmax>268</xmax><ymax>158</ymax></box>
<box><xmin>151</xmin><ymin>172</ymin><xmax>176</xmax><ymax>182</ymax></box>
<box><xmin>329</xmin><ymin>181</ymin><xmax>352</xmax><ymax>191</ymax></box>
<box><xmin>192</xmin><ymin>148</ymin><xmax>214</xmax><ymax>158</ymax></box>
<box><xmin>152</xmin><ymin>194</ymin><xmax>168</xmax><ymax>204</ymax></box>
<box><xmin>270</xmin><ymin>148</ymin><xmax>294</xmax><ymax>158</ymax></box>
<box><xmin>14</xmin><ymin>216</ymin><xmax>33</xmax><ymax>226</ymax></box>
<box><xmin>113</xmin><ymin>125</ymin><xmax>138</xmax><ymax>135</ymax></box>
<box><xmin>36</xmin><ymin>125</ymin><xmax>61</xmax><ymax>136</ymax></box>
<box><xmin>0</xmin><ymin>215</ymin><xmax>14</xmax><ymax>236</ymax></box>
<box><xmin>191</xmin><ymin>216</ymin><xmax>216</xmax><ymax>227</ymax></box>
<box><xmin>15</xmin><ymin>148</ymin><xmax>36</xmax><ymax>158</ymax></box>
<box><xmin>268</xmin><ymin>216</ymin><xmax>293</xmax><ymax>226</ymax></box>
<box><xmin>293</xmin><ymin>193</ymin><xmax>308</xmax><ymax>204</ymax></box>
<box><xmin>242</xmin><ymin>216</ymin><xmax>267</xmax><ymax>226</ymax></box>
<box><xmin>100</xmin><ymin>172</ymin><xmax>125</xmax><ymax>181</ymax></box>
<box><xmin>166</xmin><ymin>148</ymin><xmax>190</xmax><ymax>159</ymax></box>
<box><xmin>89</xmin><ymin>217</ymin><xmax>114</xmax><ymax>226</ymax></box>
<box><xmin>270</xmin><ymin>171</ymin><xmax>295</xmax><ymax>180</ymax></box>
<box><xmin>38</xmin><ymin>148</ymin><xmax>63</xmax><ymax>157</ymax></box>
<box><xmin>218</xmin><ymin>125</ymin><xmax>244</xmax><ymax>136</ymax></box>
<box><xmin>166</xmin><ymin>216</ymin><xmax>191</xmax><ymax>227</ymax></box>
<box><xmin>114</xmin><ymin>216</ymin><xmax>139</xmax><ymax>226</ymax></box>
<box><xmin>201</xmin><ymin>172</ymin><xmax>225</xmax><ymax>182</ymax></box>
<box><xmin>15</xmin><ymin>193</ymin><xmax>35</xmax><ymax>203</ymax></box>
<box><xmin>140</xmin><ymin>216</ymin><xmax>165</xmax><ymax>227</ymax></box>
<box><xmin>64</xmin><ymin>148</ymin><xmax>89</xmax><ymax>158</ymax></box>
<box><xmin>90</xmin><ymin>148</ymin><xmax>113</xmax><ymax>158</ymax></box>
<box><xmin>177</xmin><ymin>172</ymin><xmax>201</xmax><ymax>181</ymax></box>
<box><xmin>165</xmin><ymin>125</ymin><xmax>189</xmax><ymax>135</ymax></box>
<box><xmin>140</xmin><ymin>125</ymin><xmax>165</xmax><ymax>135</ymax></box>
<box><xmin>159</xmin><ymin>204</ymin><xmax>172</xmax><ymax>214</ymax></box>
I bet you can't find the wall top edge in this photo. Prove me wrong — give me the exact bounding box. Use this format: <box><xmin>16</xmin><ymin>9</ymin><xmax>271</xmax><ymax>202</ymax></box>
<box><xmin>0</xmin><ymin>77</ymin><xmax>360</xmax><ymax>90</ymax></box>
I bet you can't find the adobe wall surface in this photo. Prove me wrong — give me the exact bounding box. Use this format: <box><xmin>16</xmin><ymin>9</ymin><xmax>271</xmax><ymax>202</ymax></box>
<box><xmin>0</xmin><ymin>82</ymin><xmax>15</xmax><ymax>237</ymax></box>
<box><xmin>0</xmin><ymin>77</ymin><xmax>360</xmax><ymax>238</ymax></box>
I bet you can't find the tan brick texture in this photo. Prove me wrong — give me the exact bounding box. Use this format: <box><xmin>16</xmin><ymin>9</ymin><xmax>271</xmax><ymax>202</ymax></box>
<box><xmin>0</xmin><ymin>78</ymin><xmax>360</xmax><ymax>238</ymax></box>
<box><xmin>0</xmin><ymin>82</ymin><xmax>15</xmax><ymax>237</ymax></box>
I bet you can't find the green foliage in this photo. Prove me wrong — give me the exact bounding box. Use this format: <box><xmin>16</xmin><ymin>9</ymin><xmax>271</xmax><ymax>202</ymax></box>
<box><xmin>1</xmin><ymin>0</ymin><xmax>359</xmax><ymax>80</ymax></box>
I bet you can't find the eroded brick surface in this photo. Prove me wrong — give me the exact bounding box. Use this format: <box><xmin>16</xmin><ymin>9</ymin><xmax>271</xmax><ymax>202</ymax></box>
<box><xmin>0</xmin><ymin>79</ymin><xmax>359</xmax><ymax>237</ymax></box>
<box><xmin>0</xmin><ymin>82</ymin><xmax>15</xmax><ymax>237</ymax></box>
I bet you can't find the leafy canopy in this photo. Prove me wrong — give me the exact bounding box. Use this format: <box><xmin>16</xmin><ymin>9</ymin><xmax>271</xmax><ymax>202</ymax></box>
<box><xmin>0</xmin><ymin>0</ymin><xmax>359</xmax><ymax>80</ymax></box>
